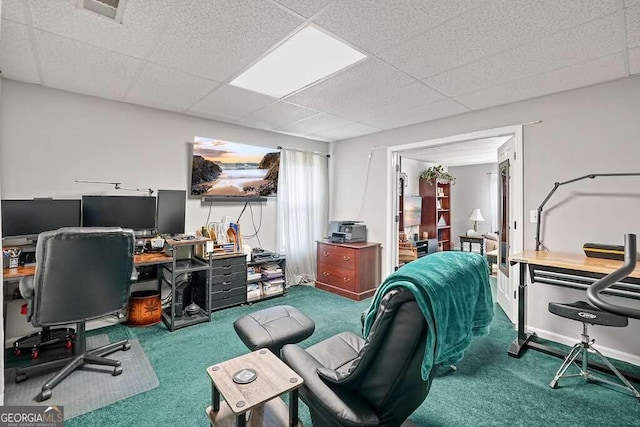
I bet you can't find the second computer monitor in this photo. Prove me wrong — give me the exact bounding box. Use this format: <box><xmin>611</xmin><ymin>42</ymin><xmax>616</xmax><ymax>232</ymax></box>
<box><xmin>156</xmin><ymin>190</ymin><xmax>186</xmax><ymax>235</ymax></box>
<box><xmin>82</xmin><ymin>195</ymin><xmax>156</xmax><ymax>231</ymax></box>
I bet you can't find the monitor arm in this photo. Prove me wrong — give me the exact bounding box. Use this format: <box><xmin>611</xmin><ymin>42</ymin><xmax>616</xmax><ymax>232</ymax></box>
<box><xmin>535</xmin><ymin>173</ymin><xmax>640</xmax><ymax>251</ymax></box>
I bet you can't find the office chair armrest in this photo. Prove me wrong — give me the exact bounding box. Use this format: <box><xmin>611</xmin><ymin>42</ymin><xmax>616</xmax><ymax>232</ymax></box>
<box><xmin>19</xmin><ymin>276</ymin><xmax>35</xmax><ymax>320</ymax></box>
<box><xmin>282</xmin><ymin>344</ymin><xmax>379</xmax><ymax>427</ymax></box>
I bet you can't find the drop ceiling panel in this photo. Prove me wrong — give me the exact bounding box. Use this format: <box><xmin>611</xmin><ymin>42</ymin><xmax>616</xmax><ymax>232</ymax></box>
<box><xmin>363</xmin><ymin>99</ymin><xmax>469</xmax><ymax>130</ymax></box>
<box><xmin>425</xmin><ymin>13</ymin><xmax>623</xmax><ymax>97</ymax></box>
<box><xmin>2</xmin><ymin>0</ymin><xmax>26</xmax><ymax>23</ymax></box>
<box><xmin>124</xmin><ymin>63</ymin><xmax>220</xmax><ymax>112</ymax></box>
<box><xmin>0</xmin><ymin>20</ymin><xmax>40</xmax><ymax>83</ymax></box>
<box><xmin>285</xmin><ymin>59</ymin><xmax>436</xmax><ymax>121</ymax></box>
<box><xmin>28</xmin><ymin>0</ymin><xmax>176</xmax><ymax>59</ymax></box>
<box><xmin>190</xmin><ymin>85</ymin><xmax>276</xmax><ymax>121</ymax></box>
<box><xmin>456</xmin><ymin>53</ymin><xmax>626</xmax><ymax>110</ymax></box>
<box><xmin>36</xmin><ymin>30</ymin><xmax>143</xmax><ymax>101</ymax></box>
<box><xmin>149</xmin><ymin>0</ymin><xmax>303</xmax><ymax>82</ymax></box>
<box><xmin>379</xmin><ymin>0</ymin><xmax>618</xmax><ymax>79</ymax></box>
<box><xmin>313</xmin><ymin>0</ymin><xmax>484</xmax><ymax>54</ymax></box>
<box><xmin>626</xmin><ymin>0</ymin><xmax>640</xmax><ymax>7</ymax></box>
<box><xmin>627</xmin><ymin>5</ymin><xmax>640</xmax><ymax>48</ymax></box>
<box><xmin>238</xmin><ymin>101</ymin><xmax>320</xmax><ymax>129</ymax></box>
<box><xmin>629</xmin><ymin>47</ymin><xmax>640</xmax><ymax>74</ymax></box>
<box><xmin>309</xmin><ymin>122</ymin><xmax>380</xmax><ymax>142</ymax></box>
<box><xmin>277</xmin><ymin>113</ymin><xmax>352</xmax><ymax>135</ymax></box>
<box><xmin>272</xmin><ymin>0</ymin><xmax>333</xmax><ymax>18</ymax></box>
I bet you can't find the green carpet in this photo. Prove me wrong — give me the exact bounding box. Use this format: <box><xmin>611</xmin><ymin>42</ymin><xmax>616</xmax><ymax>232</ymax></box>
<box><xmin>8</xmin><ymin>284</ymin><xmax>640</xmax><ymax>426</ymax></box>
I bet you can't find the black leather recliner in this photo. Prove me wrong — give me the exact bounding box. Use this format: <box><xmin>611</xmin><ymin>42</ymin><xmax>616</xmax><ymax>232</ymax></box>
<box><xmin>282</xmin><ymin>288</ymin><xmax>434</xmax><ymax>427</ymax></box>
<box><xmin>15</xmin><ymin>227</ymin><xmax>135</xmax><ymax>401</ymax></box>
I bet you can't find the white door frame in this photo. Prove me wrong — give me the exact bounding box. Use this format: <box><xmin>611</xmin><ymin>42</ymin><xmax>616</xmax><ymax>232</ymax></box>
<box><xmin>386</xmin><ymin>125</ymin><xmax>524</xmax><ymax>322</ymax></box>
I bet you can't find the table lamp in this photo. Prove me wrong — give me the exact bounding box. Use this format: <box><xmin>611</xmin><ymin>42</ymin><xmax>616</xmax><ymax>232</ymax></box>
<box><xmin>468</xmin><ymin>208</ymin><xmax>485</xmax><ymax>234</ymax></box>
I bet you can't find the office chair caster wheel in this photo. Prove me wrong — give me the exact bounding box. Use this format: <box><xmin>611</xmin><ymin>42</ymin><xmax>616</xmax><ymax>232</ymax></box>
<box><xmin>40</xmin><ymin>388</ymin><xmax>52</xmax><ymax>401</ymax></box>
<box><xmin>113</xmin><ymin>366</ymin><xmax>123</xmax><ymax>376</ymax></box>
<box><xmin>549</xmin><ymin>380</ymin><xmax>558</xmax><ymax>389</ymax></box>
<box><xmin>122</xmin><ymin>342</ymin><xmax>131</xmax><ymax>351</ymax></box>
<box><xmin>15</xmin><ymin>373</ymin><xmax>27</xmax><ymax>383</ymax></box>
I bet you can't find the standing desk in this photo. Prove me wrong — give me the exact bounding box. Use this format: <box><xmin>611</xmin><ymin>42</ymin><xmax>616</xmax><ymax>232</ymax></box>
<box><xmin>509</xmin><ymin>250</ymin><xmax>640</xmax><ymax>382</ymax></box>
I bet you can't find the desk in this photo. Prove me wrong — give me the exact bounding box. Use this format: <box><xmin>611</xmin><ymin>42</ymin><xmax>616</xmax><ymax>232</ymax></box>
<box><xmin>3</xmin><ymin>252</ymin><xmax>173</xmax><ymax>281</ymax></box>
<box><xmin>509</xmin><ymin>250</ymin><xmax>640</xmax><ymax>382</ymax></box>
<box><xmin>459</xmin><ymin>235</ymin><xmax>484</xmax><ymax>255</ymax></box>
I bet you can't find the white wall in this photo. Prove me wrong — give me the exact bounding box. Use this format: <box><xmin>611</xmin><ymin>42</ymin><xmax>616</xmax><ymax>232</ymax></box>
<box><xmin>0</xmin><ymin>79</ymin><xmax>327</xmax><ymax>344</ymax></box>
<box><xmin>449</xmin><ymin>163</ymin><xmax>497</xmax><ymax>248</ymax></box>
<box><xmin>330</xmin><ymin>75</ymin><xmax>640</xmax><ymax>362</ymax></box>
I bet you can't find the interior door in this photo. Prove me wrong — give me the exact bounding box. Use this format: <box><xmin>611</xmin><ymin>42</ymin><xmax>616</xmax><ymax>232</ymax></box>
<box><xmin>497</xmin><ymin>136</ymin><xmax>518</xmax><ymax>322</ymax></box>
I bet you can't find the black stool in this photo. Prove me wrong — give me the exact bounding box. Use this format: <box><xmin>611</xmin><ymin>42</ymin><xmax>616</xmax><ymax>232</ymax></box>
<box><xmin>234</xmin><ymin>305</ymin><xmax>315</xmax><ymax>357</ymax></box>
<box><xmin>548</xmin><ymin>301</ymin><xmax>639</xmax><ymax>399</ymax></box>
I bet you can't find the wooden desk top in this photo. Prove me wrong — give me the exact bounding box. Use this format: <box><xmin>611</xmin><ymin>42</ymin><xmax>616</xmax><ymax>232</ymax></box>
<box><xmin>511</xmin><ymin>250</ymin><xmax>640</xmax><ymax>279</ymax></box>
<box><xmin>3</xmin><ymin>252</ymin><xmax>173</xmax><ymax>280</ymax></box>
<box><xmin>206</xmin><ymin>350</ymin><xmax>303</xmax><ymax>415</ymax></box>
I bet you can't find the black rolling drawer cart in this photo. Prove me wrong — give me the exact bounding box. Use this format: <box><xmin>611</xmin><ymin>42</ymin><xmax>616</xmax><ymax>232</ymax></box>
<box><xmin>210</xmin><ymin>253</ymin><xmax>247</xmax><ymax>311</ymax></box>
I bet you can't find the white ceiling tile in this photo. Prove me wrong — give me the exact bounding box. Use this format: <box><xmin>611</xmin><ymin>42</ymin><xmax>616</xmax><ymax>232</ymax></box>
<box><xmin>28</xmin><ymin>0</ymin><xmax>176</xmax><ymax>59</ymax></box>
<box><xmin>36</xmin><ymin>30</ymin><xmax>143</xmax><ymax>100</ymax></box>
<box><xmin>190</xmin><ymin>85</ymin><xmax>277</xmax><ymax>121</ymax></box>
<box><xmin>625</xmin><ymin>0</ymin><xmax>640</xmax><ymax>7</ymax></box>
<box><xmin>629</xmin><ymin>47</ymin><xmax>640</xmax><ymax>75</ymax></box>
<box><xmin>277</xmin><ymin>113</ymin><xmax>352</xmax><ymax>134</ymax></box>
<box><xmin>363</xmin><ymin>99</ymin><xmax>469</xmax><ymax>130</ymax></box>
<box><xmin>285</xmin><ymin>59</ymin><xmax>441</xmax><ymax>121</ymax></box>
<box><xmin>232</xmin><ymin>117</ymin><xmax>276</xmax><ymax>131</ymax></box>
<box><xmin>379</xmin><ymin>0</ymin><xmax>618</xmax><ymax>79</ymax></box>
<box><xmin>314</xmin><ymin>0</ymin><xmax>486</xmax><ymax>54</ymax></box>
<box><xmin>2</xmin><ymin>0</ymin><xmax>26</xmax><ymax>23</ymax></box>
<box><xmin>0</xmin><ymin>20</ymin><xmax>40</xmax><ymax>83</ymax></box>
<box><xmin>309</xmin><ymin>122</ymin><xmax>381</xmax><ymax>142</ymax></box>
<box><xmin>150</xmin><ymin>0</ymin><xmax>303</xmax><ymax>82</ymax></box>
<box><xmin>124</xmin><ymin>63</ymin><xmax>220</xmax><ymax>112</ymax></box>
<box><xmin>272</xmin><ymin>0</ymin><xmax>333</xmax><ymax>18</ymax></box>
<box><xmin>456</xmin><ymin>53</ymin><xmax>626</xmax><ymax>110</ymax></box>
<box><xmin>425</xmin><ymin>14</ymin><xmax>623</xmax><ymax>97</ymax></box>
<box><xmin>627</xmin><ymin>5</ymin><xmax>640</xmax><ymax>48</ymax></box>
<box><xmin>239</xmin><ymin>101</ymin><xmax>320</xmax><ymax>129</ymax></box>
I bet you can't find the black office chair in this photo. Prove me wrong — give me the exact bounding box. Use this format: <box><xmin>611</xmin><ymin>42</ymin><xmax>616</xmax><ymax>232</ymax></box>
<box><xmin>282</xmin><ymin>288</ymin><xmax>435</xmax><ymax>427</ymax></box>
<box><xmin>15</xmin><ymin>227</ymin><xmax>135</xmax><ymax>401</ymax></box>
<box><xmin>547</xmin><ymin>301</ymin><xmax>640</xmax><ymax>398</ymax></box>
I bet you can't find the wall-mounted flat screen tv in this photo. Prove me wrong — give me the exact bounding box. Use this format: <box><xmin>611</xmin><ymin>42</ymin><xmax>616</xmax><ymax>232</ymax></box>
<box><xmin>403</xmin><ymin>195</ymin><xmax>422</xmax><ymax>227</ymax></box>
<box><xmin>190</xmin><ymin>137</ymin><xmax>280</xmax><ymax>198</ymax></box>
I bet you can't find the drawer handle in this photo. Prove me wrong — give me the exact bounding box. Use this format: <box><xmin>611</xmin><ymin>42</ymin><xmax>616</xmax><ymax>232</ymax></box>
<box><xmin>322</xmin><ymin>272</ymin><xmax>329</xmax><ymax>276</ymax></box>
<box><xmin>222</xmin><ymin>265</ymin><xmax>232</xmax><ymax>269</ymax></box>
<box><xmin>342</xmin><ymin>256</ymin><xmax>351</xmax><ymax>261</ymax></box>
<box><xmin>222</xmin><ymin>281</ymin><xmax>231</xmax><ymax>285</ymax></box>
<box><xmin>323</xmin><ymin>251</ymin><xmax>330</xmax><ymax>257</ymax></box>
<box><xmin>223</xmin><ymin>273</ymin><xmax>232</xmax><ymax>277</ymax></box>
<box><xmin>343</xmin><ymin>278</ymin><xmax>351</xmax><ymax>283</ymax></box>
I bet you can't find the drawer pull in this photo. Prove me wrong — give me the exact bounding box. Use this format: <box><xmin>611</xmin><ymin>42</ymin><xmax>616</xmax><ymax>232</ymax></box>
<box><xmin>223</xmin><ymin>273</ymin><xmax>232</xmax><ymax>277</ymax></box>
<box><xmin>342</xmin><ymin>256</ymin><xmax>351</xmax><ymax>261</ymax></box>
<box><xmin>323</xmin><ymin>251</ymin><xmax>330</xmax><ymax>257</ymax></box>
<box><xmin>222</xmin><ymin>281</ymin><xmax>231</xmax><ymax>285</ymax></box>
<box><xmin>322</xmin><ymin>272</ymin><xmax>329</xmax><ymax>276</ymax></box>
<box><xmin>222</xmin><ymin>265</ymin><xmax>232</xmax><ymax>269</ymax></box>
<box><xmin>343</xmin><ymin>278</ymin><xmax>351</xmax><ymax>283</ymax></box>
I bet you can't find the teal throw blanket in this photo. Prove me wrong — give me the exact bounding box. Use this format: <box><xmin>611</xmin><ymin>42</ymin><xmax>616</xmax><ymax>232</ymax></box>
<box><xmin>363</xmin><ymin>252</ymin><xmax>494</xmax><ymax>380</ymax></box>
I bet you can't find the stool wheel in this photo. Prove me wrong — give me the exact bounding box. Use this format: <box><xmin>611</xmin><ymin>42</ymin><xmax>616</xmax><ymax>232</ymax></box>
<box><xmin>122</xmin><ymin>342</ymin><xmax>131</xmax><ymax>351</ymax></box>
<box><xmin>113</xmin><ymin>366</ymin><xmax>123</xmax><ymax>376</ymax></box>
<box><xmin>40</xmin><ymin>388</ymin><xmax>52</xmax><ymax>401</ymax></box>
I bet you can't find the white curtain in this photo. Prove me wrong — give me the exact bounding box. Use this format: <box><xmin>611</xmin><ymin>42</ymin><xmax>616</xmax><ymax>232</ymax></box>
<box><xmin>277</xmin><ymin>149</ymin><xmax>329</xmax><ymax>285</ymax></box>
<box><xmin>489</xmin><ymin>171</ymin><xmax>498</xmax><ymax>233</ymax></box>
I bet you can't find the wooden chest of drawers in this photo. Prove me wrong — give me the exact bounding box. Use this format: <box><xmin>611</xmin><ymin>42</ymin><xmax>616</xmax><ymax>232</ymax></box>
<box><xmin>315</xmin><ymin>241</ymin><xmax>381</xmax><ymax>301</ymax></box>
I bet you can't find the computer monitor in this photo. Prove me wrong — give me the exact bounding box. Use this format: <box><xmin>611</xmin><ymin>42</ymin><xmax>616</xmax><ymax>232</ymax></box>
<box><xmin>82</xmin><ymin>195</ymin><xmax>156</xmax><ymax>231</ymax></box>
<box><xmin>1</xmin><ymin>199</ymin><xmax>81</xmax><ymax>240</ymax></box>
<box><xmin>156</xmin><ymin>190</ymin><xmax>186</xmax><ymax>235</ymax></box>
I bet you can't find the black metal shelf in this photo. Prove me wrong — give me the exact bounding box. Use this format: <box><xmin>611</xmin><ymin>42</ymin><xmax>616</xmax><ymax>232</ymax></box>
<box><xmin>247</xmin><ymin>291</ymin><xmax>285</xmax><ymax>304</ymax></box>
<box><xmin>161</xmin><ymin>308</ymin><xmax>209</xmax><ymax>330</ymax></box>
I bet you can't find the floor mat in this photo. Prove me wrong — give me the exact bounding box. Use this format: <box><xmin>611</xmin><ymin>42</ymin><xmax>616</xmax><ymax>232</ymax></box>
<box><xmin>4</xmin><ymin>335</ymin><xmax>159</xmax><ymax>420</ymax></box>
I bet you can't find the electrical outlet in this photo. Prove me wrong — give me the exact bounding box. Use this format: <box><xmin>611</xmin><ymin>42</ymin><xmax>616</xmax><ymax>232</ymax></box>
<box><xmin>530</xmin><ymin>210</ymin><xmax>538</xmax><ymax>223</ymax></box>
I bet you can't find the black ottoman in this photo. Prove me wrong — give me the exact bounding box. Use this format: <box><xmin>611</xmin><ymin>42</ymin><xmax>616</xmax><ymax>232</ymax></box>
<box><xmin>233</xmin><ymin>305</ymin><xmax>315</xmax><ymax>356</ymax></box>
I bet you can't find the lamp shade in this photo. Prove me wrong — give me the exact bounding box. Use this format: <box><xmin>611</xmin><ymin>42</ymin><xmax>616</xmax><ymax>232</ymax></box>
<box><xmin>469</xmin><ymin>209</ymin><xmax>485</xmax><ymax>222</ymax></box>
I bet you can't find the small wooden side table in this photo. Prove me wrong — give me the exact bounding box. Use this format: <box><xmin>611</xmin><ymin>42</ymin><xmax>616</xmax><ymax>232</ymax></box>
<box><xmin>205</xmin><ymin>349</ymin><xmax>304</xmax><ymax>427</ymax></box>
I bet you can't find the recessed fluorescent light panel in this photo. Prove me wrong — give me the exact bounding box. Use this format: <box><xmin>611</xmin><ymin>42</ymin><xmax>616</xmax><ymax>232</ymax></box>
<box><xmin>230</xmin><ymin>27</ymin><xmax>366</xmax><ymax>98</ymax></box>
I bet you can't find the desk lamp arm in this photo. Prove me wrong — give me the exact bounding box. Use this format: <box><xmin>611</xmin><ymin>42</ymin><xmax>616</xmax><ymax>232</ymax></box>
<box><xmin>535</xmin><ymin>173</ymin><xmax>640</xmax><ymax>251</ymax></box>
<box><xmin>587</xmin><ymin>234</ymin><xmax>640</xmax><ymax>319</ymax></box>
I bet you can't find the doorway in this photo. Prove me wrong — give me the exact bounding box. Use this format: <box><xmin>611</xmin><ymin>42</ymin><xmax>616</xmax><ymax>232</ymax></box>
<box><xmin>387</xmin><ymin>125</ymin><xmax>523</xmax><ymax>324</ymax></box>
